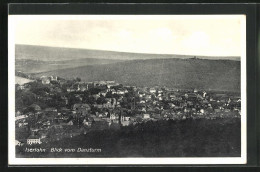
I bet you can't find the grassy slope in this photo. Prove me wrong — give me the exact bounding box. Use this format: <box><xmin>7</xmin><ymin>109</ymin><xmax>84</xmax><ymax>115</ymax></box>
<box><xmin>34</xmin><ymin>58</ymin><xmax>240</xmax><ymax>92</ymax></box>
<box><xmin>15</xmin><ymin>58</ymin><xmax>124</xmax><ymax>73</ymax></box>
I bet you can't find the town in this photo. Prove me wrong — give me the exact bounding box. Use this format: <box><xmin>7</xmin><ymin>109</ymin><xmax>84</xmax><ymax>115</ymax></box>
<box><xmin>15</xmin><ymin>73</ymin><xmax>241</xmax><ymax>147</ymax></box>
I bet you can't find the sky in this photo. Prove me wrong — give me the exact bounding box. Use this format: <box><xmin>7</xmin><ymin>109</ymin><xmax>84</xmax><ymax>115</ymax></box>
<box><xmin>12</xmin><ymin>15</ymin><xmax>245</xmax><ymax>56</ymax></box>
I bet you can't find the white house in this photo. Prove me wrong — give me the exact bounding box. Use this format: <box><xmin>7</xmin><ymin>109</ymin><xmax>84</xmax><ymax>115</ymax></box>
<box><xmin>15</xmin><ymin>115</ymin><xmax>28</xmax><ymax>121</ymax></box>
<box><xmin>18</xmin><ymin>85</ymin><xmax>25</xmax><ymax>90</ymax></box>
<box><xmin>110</xmin><ymin>114</ymin><xmax>116</xmax><ymax>120</ymax></box>
<box><xmin>150</xmin><ymin>88</ymin><xmax>156</xmax><ymax>93</ymax></box>
<box><xmin>67</xmin><ymin>120</ymin><xmax>74</xmax><ymax>125</ymax></box>
<box><xmin>50</xmin><ymin>76</ymin><xmax>58</xmax><ymax>81</ymax></box>
<box><xmin>42</xmin><ymin>77</ymin><xmax>50</xmax><ymax>85</ymax></box>
<box><xmin>121</xmin><ymin>121</ymin><xmax>130</xmax><ymax>126</ymax></box>
<box><xmin>117</xmin><ymin>90</ymin><xmax>125</xmax><ymax>95</ymax></box>
<box><xmin>143</xmin><ymin>114</ymin><xmax>150</xmax><ymax>119</ymax></box>
<box><xmin>27</xmin><ymin>136</ymin><xmax>42</xmax><ymax>145</ymax></box>
<box><xmin>83</xmin><ymin>119</ymin><xmax>92</xmax><ymax>126</ymax></box>
<box><xmin>140</xmin><ymin>100</ymin><xmax>146</xmax><ymax>104</ymax></box>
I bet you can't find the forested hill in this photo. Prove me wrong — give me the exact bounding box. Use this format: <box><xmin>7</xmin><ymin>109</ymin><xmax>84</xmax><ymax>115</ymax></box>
<box><xmin>34</xmin><ymin>58</ymin><xmax>241</xmax><ymax>92</ymax></box>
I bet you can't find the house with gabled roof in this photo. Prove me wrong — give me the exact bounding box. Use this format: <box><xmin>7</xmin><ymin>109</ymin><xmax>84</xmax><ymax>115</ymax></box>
<box><xmin>27</xmin><ymin>135</ymin><xmax>42</xmax><ymax>145</ymax></box>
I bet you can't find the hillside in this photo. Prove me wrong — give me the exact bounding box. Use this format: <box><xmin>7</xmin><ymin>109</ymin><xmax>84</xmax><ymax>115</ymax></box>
<box><xmin>16</xmin><ymin>44</ymin><xmax>240</xmax><ymax>61</ymax></box>
<box><xmin>17</xmin><ymin>118</ymin><xmax>241</xmax><ymax>157</ymax></box>
<box><xmin>34</xmin><ymin>58</ymin><xmax>241</xmax><ymax>92</ymax></box>
<box><xmin>15</xmin><ymin>58</ymin><xmax>124</xmax><ymax>73</ymax></box>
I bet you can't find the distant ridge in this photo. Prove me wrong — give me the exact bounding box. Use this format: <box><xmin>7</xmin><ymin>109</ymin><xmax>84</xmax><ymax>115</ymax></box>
<box><xmin>34</xmin><ymin>58</ymin><xmax>241</xmax><ymax>92</ymax></box>
<box><xmin>15</xmin><ymin>44</ymin><xmax>241</xmax><ymax>61</ymax></box>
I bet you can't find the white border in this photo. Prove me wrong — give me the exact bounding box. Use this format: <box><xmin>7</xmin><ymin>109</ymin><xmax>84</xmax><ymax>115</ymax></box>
<box><xmin>8</xmin><ymin>15</ymin><xmax>247</xmax><ymax>165</ymax></box>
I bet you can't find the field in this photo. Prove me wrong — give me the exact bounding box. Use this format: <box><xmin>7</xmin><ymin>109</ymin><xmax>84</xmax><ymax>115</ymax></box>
<box><xmin>16</xmin><ymin>58</ymin><xmax>123</xmax><ymax>73</ymax></box>
<box><xmin>15</xmin><ymin>76</ymin><xmax>33</xmax><ymax>85</ymax></box>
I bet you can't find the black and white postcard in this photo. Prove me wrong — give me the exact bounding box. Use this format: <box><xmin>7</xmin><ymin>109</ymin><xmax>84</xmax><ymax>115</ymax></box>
<box><xmin>8</xmin><ymin>15</ymin><xmax>247</xmax><ymax>165</ymax></box>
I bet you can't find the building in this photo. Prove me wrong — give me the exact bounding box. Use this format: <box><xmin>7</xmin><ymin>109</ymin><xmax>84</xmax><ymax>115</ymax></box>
<box><xmin>50</xmin><ymin>76</ymin><xmax>58</xmax><ymax>81</ymax></box>
<box><xmin>72</xmin><ymin>104</ymin><xmax>91</xmax><ymax>112</ymax></box>
<box><xmin>17</xmin><ymin>85</ymin><xmax>25</xmax><ymax>90</ymax></box>
<box><xmin>152</xmin><ymin>113</ymin><xmax>161</xmax><ymax>119</ymax></box>
<box><xmin>143</xmin><ymin>114</ymin><xmax>150</xmax><ymax>119</ymax></box>
<box><xmin>150</xmin><ymin>88</ymin><xmax>156</xmax><ymax>93</ymax></box>
<box><xmin>45</xmin><ymin>107</ymin><xmax>57</xmax><ymax>112</ymax></box>
<box><xmin>117</xmin><ymin>90</ymin><xmax>125</xmax><ymax>95</ymax></box>
<box><xmin>110</xmin><ymin>114</ymin><xmax>117</xmax><ymax>120</ymax></box>
<box><xmin>67</xmin><ymin>120</ymin><xmax>74</xmax><ymax>125</ymax></box>
<box><xmin>83</xmin><ymin>119</ymin><xmax>92</xmax><ymax>127</ymax></box>
<box><xmin>121</xmin><ymin>120</ymin><xmax>131</xmax><ymax>126</ymax></box>
<box><xmin>67</xmin><ymin>88</ymin><xmax>76</xmax><ymax>92</ymax></box>
<box><xmin>15</xmin><ymin>115</ymin><xmax>28</xmax><ymax>121</ymax></box>
<box><xmin>80</xmin><ymin>86</ymin><xmax>87</xmax><ymax>92</ymax></box>
<box><xmin>18</xmin><ymin>122</ymin><xmax>28</xmax><ymax>127</ymax></box>
<box><xmin>27</xmin><ymin>136</ymin><xmax>42</xmax><ymax>145</ymax></box>
<box><xmin>41</xmin><ymin>77</ymin><xmax>50</xmax><ymax>85</ymax></box>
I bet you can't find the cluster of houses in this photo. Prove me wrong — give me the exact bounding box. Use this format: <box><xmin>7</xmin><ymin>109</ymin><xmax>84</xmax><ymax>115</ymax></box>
<box><xmin>15</xmin><ymin>75</ymin><xmax>241</xmax><ymax>146</ymax></box>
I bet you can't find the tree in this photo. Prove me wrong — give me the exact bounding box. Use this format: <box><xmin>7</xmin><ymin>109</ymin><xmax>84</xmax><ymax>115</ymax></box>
<box><xmin>83</xmin><ymin>96</ymin><xmax>96</xmax><ymax>105</ymax></box>
<box><xmin>50</xmin><ymin>80</ymin><xmax>59</xmax><ymax>87</ymax></box>
<box><xmin>27</xmin><ymin>115</ymin><xmax>37</xmax><ymax>129</ymax></box>
<box><xmin>76</xmin><ymin>77</ymin><xmax>81</xmax><ymax>82</ymax></box>
<box><xmin>65</xmin><ymin>80</ymin><xmax>74</xmax><ymax>88</ymax></box>
<box><xmin>35</xmin><ymin>101</ymin><xmax>47</xmax><ymax>110</ymax></box>
<box><xmin>23</xmin><ymin>106</ymin><xmax>36</xmax><ymax>114</ymax></box>
<box><xmin>68</xmin><ymin>95</ymin><xmax>81</xmax><ymax>107</ymax></box>
<box><xmin>30</xmin><ymin>82</ymin><xmax>50</xmax><ymax>96</ymax></box>
<box><xmin>105</xmin><ymin>91</ymin><xmax>113</xmax><ymax>98</ymax></box>
<box><xmin>89</xmin><ymin>88</ymin><xmax>102</xmax><ymax>95</ymax></box>
<box><xmin>19</xmin><ymin>92</ymin><xmax>36</xmax><ymax>106</ymax></box>
<box><xmin>97</xmin><ymin>96</ymin><xmax>107</xmax><ymax>105</ymax></box>
<box><xmin>49</xmin><ymin>93</ymin><xmax>65</xmax><ymax>108</ymax></box>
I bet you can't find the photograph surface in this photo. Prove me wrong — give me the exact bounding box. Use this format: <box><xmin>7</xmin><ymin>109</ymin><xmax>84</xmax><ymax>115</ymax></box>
<box><xmin>8</xmin><ymin>15</ymin><xmax>247</xmax><ymax>165</ymax></box>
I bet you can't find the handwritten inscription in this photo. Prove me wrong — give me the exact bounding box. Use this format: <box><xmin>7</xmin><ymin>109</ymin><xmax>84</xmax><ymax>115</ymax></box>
<box><xmin>25</xmin><ymin>147</ymin><xmax>46</xmax><ymax>152</ymax></box>
<box><xmin>24</xmin><ymin>147</ymin><xmax>101</xmax><ymax>153</ymax></box>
